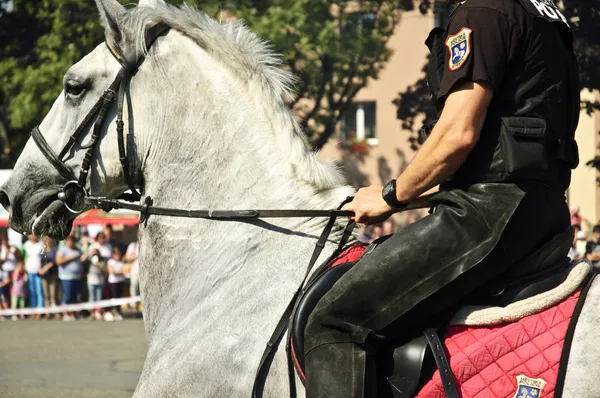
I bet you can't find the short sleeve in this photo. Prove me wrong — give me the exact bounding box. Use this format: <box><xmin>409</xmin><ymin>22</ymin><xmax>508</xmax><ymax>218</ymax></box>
<box><xmin>438</xmin><ymin>6</ymin><xmax>515</xmax><ymax>101</ymax></box>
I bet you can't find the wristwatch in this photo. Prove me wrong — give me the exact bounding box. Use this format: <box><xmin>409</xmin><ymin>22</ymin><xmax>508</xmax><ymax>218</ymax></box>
<box><xmin>382</xmin><ymin>179</ymin><xmax>409</xmax><ymax>210</ymax></box>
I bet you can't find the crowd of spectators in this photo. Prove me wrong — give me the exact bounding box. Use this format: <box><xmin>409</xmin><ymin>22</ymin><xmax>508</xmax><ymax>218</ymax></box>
<box><xmin>567</xmin><ymin>205</ymin><xmax>600</xmax><ymax>266</ymax></box>
<box><xmin>0</xmin><ymin>224</ymin><xmax>140</xmax><ymax>321</ymax></box>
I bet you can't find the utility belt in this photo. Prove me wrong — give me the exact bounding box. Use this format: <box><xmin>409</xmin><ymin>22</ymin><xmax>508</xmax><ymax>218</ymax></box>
<box><xmin>446</xmin><ymin>116</ymin><xmax>578</xmax><ymax>185</ymax></box>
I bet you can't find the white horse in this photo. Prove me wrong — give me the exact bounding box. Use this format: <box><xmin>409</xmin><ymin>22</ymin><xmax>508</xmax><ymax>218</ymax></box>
<box><xmin>2</xmin><ymin>0</ymin><xmax>599</xmax><ymax>396</ymax></box>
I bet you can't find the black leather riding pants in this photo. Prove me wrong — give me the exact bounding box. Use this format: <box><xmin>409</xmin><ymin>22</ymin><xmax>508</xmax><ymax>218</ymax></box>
<box><xmin>304</xmin><ymin>183</ymin><xmax>569</xmax><ymax>398</ymax></box>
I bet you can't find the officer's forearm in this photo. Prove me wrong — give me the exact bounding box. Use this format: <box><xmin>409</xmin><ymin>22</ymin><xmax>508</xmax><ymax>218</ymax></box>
<box><xmin>394</xmin><ymin>122</ymin><xmax>477</xmax><ymax>202</ymax></box>
<box><xmin>394</xmin><ymin>82</ymin><xmax>493</xmax><ymax>202</ymax></box>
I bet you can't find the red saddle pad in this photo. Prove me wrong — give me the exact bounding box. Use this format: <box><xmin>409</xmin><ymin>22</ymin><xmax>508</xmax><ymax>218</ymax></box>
<box><xmin>416</xmin><ymin>289</ymin><xmax>581</xmax><ymax>398</ymax></box>
<box><xmin>325</xmin><ymin>243</ymin><xmax>367</xmax><ymax>271</ymax></box>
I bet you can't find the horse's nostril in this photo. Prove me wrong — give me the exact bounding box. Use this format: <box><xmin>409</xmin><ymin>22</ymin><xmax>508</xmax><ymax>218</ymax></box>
<box><xmin>0</xmin><ymin>190</ymin><xmax>10</xmax><ymax>211</ymax></box>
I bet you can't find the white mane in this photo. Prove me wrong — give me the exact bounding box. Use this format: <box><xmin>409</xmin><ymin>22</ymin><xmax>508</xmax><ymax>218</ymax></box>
<box><xmin>115</xmin><ymin>3</ymin><xmax>346</xmax><ymax>192</ymax></box>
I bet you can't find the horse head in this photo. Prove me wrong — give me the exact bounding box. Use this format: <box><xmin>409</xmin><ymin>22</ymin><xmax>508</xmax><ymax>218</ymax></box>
<box><xmin>1</xmin><ymin>0</ymin><xmax>348</xmax><ymax>241</ymax></box>
<box><xmin>0</xmin><ymin>0</ymin><xmax>171</xmax><ymax>239</ymax></box>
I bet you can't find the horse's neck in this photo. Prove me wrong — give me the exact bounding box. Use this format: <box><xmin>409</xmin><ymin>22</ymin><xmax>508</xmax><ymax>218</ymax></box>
<box><xmin>130</xmin><ymin>37</ymin><xmax>354</xmax><ymax>392</ymax></box>
<box><xmin>136</xmin><ymin>169</ymin><xmax>350</xmax><ymax>396</ymax></box>
<box><xmin>138</xmin><ymin>149</ymin><xmax>352</xmax><ymax>329</ymax></box>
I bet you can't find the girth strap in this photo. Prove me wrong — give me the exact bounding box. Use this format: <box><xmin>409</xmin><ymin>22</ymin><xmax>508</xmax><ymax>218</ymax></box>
<box><xmin>424</xmin><ymin>328</ymin><xmax>458</xmax><ymax>398</ymax></box>
<box><xmin>251</xmin><ymin>198</ymin><xmax>356</xmax><ymax>398</ymax></box>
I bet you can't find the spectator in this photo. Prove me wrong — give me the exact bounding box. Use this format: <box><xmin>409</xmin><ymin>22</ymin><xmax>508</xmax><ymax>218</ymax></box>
<box><xmin>572</xmin><ymin>223</ymin><xmax>581</xmax><ymax>237</ymax></box>
<box><xmin>382</xmin><ymin>220</ymin><xmax>395</xmax><ymax>236</ymax></box>
<box><xmin>106</xmin><ymin>247</ymin><xmax>126</xmax><ymax>321</ymax></box>
<box><xmin>125</xmin><ymin>233</ymin><xmax>140</xmax><ymax>311</ymax></box>
<box><xmin>40</xmin><ymin>237</ymin><xmax>59</xmax><ymax>313</ymax></box>
<box><xmin>103</xmin><ymin>224</ymin><xmax>114</xmax><ymax>246</ymax></box>
<box><xmin>10</xmin><ymin>259</ymin><xmax>27</xmax><ymax>320</ymax></box>
<box><xmin>568</xmin><ymin>231</ymin><xmax>585</xmax><ymax>262</ymax></box>
<box><xmin>586</xmin><ymin>225</ymin><xmax>600</xmax><ymax>267</ymax></box>
<box><xmin>570</xmin><ymin>205</ymin><xmax>582</xmax><ymax>226</ymax></box>
<box><xmin>85</xmin><ymin>232</ymin><xmax>112</xmax><ymax>320</ymax></box>
<box><xmin>574</xmin><ymin>229</ymin><xmax>588</xmax><ymax>259</ymax></box>
<box><xmin>56</xmin><ymin>235</ymin><xmax>84</xmax><ymax>321</ymax></box>
<box><xmin>78</xmin><ymin>228</ymin><xmax>91</xmax><ymax>252</ymax></box>
<box><xmin>0</xmin><ymin>237</ymin><xmax>16</xmax><ymax>312</ymax></box>
<box><xmin>371</xmin><ymin>224</ymin><xmax>384</xmax><ymax>241</ymax></box>
<box><xmin>24</xmin><ymin>234</ymin><xmax>45</xmax><ymax>319</ymax></box>
<box><xmin>357</xmin><ymin>225</ymin><xmax>372</xmax><ymax>244</ymax></box>
<box><xmin>0</xmin><ymin>257</ymin><xmax>11</xmax><ymax>314</ymax></box>
<box><xmin>405</xmin><ymin>211</ymin><xmax>421</xmax><ymax>226</ymax></box>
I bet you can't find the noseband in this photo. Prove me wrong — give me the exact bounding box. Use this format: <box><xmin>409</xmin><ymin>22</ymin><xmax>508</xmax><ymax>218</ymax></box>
<box><xmin>31</xmin><ymin>25</ymin><xmax>169</xmax><ymax>213</ymax></box>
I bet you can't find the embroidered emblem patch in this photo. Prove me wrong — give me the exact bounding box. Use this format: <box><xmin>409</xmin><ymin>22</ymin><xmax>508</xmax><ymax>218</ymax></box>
<box><xmin>445</xmin><ymin>27</ymin><xmax>472</xmax><ymax>71</ymax></box>
<box><xmin>513</xmin><ymin>375</ymin><xmax>547</xmax><ymax>398</ymax></box>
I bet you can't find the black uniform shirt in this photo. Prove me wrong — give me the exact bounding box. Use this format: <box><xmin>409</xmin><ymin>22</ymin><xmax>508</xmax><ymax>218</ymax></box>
<box><xmin>435</xmin><ymin>0</ymin><xmax>579</xmax><ymax>187</ymax></box>
<box><xmin>439</xmin><ymin>0</ymin><xmax>523</xmax><ymax>101</ymax></box>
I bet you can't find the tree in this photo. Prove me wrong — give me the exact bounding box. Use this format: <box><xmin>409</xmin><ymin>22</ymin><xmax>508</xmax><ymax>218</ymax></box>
<box><xmin>0</xmin><ymin>0</ymin><xmax>110</xmax><ymax>167</ymax></box>
<box><xmin>395</xmin><ymin>1</ymin><xmax>600</xmax><ymax>173</ymax></box>
<box><xmin>0</xmin><ymin>0</ymin><xmax>407</xmax><ymax>167</ymax></box>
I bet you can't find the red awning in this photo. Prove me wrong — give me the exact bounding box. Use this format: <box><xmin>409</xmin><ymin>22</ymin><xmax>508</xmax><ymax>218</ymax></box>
<box><xmin>73</xmin><ymin>209</ymin><xmax>139</xmax><ymax>226</ymax></box>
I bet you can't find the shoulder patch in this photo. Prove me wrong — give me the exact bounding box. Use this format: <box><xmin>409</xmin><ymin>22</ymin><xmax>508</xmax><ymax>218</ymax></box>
<box><xmin>513</xmin><ymin>375</ymin><xmax>547</xmax><ymax>398</ymax></box>
<box><xmin>445</xmin><ymin>27</ymin><xmax>472</xmax><ymax>71</ymax></box>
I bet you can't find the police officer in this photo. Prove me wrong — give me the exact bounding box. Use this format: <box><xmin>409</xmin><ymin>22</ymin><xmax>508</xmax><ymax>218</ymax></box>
<box><xmin>304</xmin><ymin>0</ymin><xmax>580</xmax><ymax>396</ymax></box>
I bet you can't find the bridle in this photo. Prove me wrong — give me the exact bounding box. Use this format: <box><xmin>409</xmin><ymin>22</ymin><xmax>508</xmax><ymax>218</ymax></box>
<box><xmin>30</xmin><ymin>23</ymin><xmax>389</xmax><ymax>221</ymax></box>
<box><xmin>28</xmin><ymin>23</ymin><xmax>432</xmax><ymax>397</ymax></box>
<box><xmin>31</xmin><ymin>24</ymin><xmax>170</xmax><ymax>214</ymax></box>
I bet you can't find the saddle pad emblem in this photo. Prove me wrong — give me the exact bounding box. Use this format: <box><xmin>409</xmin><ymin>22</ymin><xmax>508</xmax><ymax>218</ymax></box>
<box><xmin>513</xmin><ymin>375</ymin><xmax>547</xmax><ymax>398</ymax></box>
<box><xmin>445</xmin><ymin>27</ymin><xmax>472</xmax><ymax>71</ymax></box>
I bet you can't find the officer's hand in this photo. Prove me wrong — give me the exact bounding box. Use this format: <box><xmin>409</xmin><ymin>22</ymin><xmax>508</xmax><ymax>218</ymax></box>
<box><xmin>343</xmin><ymin>186</ymin><xmax>395</xmax><ymax>225</ymax></box>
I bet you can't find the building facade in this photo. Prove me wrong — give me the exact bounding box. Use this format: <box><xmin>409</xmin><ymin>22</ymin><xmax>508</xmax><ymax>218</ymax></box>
<box><xmin>319</xmin><ymin>9</ymin><xmax>600</xmax><ymax>231</ymax></box>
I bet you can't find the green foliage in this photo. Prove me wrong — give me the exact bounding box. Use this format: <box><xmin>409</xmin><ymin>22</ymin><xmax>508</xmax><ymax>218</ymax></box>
<box><xmin>0</xmin><ymin>0</ymin><xmax>405</xmax><ymax>166</ymax></box>
<box><xmin>0</xmin><ymin>0</ymin><xmax>119</xmax><ymax>166</ymax></box>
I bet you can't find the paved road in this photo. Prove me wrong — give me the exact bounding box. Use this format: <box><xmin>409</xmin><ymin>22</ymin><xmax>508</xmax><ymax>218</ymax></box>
<box><xmin>0</xmin><ymin>319</ymin><xmax>147</xmax><ymax>398</ymax></box>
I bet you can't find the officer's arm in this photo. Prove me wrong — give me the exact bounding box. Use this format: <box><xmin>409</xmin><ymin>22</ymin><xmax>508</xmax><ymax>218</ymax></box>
<box><xmin>394</xmin><ymin>81</ymin><xmax>493</xmax><ymax>202</ymax></box>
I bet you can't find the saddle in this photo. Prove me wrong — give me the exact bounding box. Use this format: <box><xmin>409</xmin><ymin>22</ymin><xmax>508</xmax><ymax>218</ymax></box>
<box><xmin>289</xmin><ymin>227</ymin><xmax>577</xmax><ymax>397</ymax></box>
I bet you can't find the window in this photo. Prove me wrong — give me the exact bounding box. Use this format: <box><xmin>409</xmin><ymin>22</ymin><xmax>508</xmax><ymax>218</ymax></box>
<box><xmin>341</xmin><ymin>102</ymin><xmax>377</xmax><ymax>144</ymax></box>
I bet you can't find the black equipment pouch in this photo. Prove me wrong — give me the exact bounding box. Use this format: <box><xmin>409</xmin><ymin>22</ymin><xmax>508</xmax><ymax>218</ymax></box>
<box><xmin>500</xmin><ymin>117</ymin><xmax>550</xmax><ymax>180</ymax></box>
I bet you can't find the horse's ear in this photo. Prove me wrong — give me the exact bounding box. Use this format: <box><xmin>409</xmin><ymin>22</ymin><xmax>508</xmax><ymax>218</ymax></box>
<box><xmin>138</xmin><ymin>0</ymin><xmax>166</xmax><ymax>8</ymax></box>
<box><xmin>95</xmin><ymin>0</ymin><xmax>127</xmax><ymax>43</ymax></box>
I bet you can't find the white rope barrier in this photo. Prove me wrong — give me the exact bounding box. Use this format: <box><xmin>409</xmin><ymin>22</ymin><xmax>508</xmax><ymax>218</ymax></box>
<box><xmin>0</xmin><ymin>296</ymin><xmax>141</xmax><ymax>317</ymax></box>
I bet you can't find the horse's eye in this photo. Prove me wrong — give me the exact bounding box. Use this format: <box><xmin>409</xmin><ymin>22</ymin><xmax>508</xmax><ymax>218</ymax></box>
<box><xmin>65</xmin><ymin>80</ymin><xmax>85</xmax><ymax>97</ymax></box>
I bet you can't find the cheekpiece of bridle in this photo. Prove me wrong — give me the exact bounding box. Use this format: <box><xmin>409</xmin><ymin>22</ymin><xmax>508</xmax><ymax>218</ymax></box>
<box><xmin>31</xmin><ymin>24</ymin><xmax>170</xmax><ymax>214</ymax></box>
